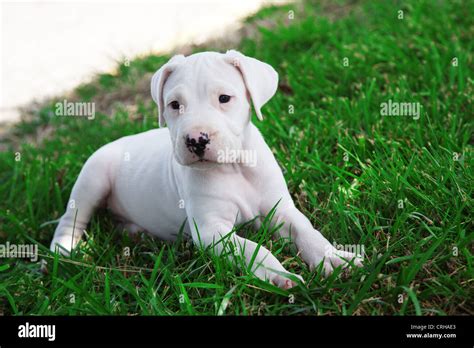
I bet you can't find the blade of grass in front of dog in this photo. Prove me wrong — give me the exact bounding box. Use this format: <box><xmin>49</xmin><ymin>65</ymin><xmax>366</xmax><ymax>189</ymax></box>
<box><xmin>149</xmin><ymin>246</ymin><xmax>165</xmax><ymax>285</ymax></box>
<box><xmin>247</xmin><ymin>202</ymin><xmax>279</xmax><ymax>273</ymax></box>
<box><xmin>217</xmin><ymin>285</ymin><xmax>238</xmax><ymax>315</ymax></box>
<box><xmin>175</xmin><ymin>275</ymin><xmax>196</xmax><ymax>315</ymax></box>
<box><xmin>114</xmin><ymin>270</ymin><xmax>155</xmax><ymax>315</ymax></box>
<box><xmin>400</xmin><ymin>286</ymin><xmax>422</xmax><ymax>316</ymax></box>
<box><xmin>248</xmin><ymin>276</ymin><xmax>288</xmax><ymax>296</ymax></box>
<box><xmin>405</xmin><ymin>232</ymin><xmax>446</xmax><ymax>284</ymax></box>
<box><xmin>182</xmin><ymin>282</ymin><xmax>223</xmax><ymax>289</ymax></box>
<box><xmin>104</xmin><ymin>271</ymin><xmax>111</xmax><ymax>312</ymax></box>
<box><xmin>37</xmin><ymin>297</ymin><xmax>51</xmax><ymax>315</ymax></box>
<box><xmin>52</xmin><ymin>251</ymin><xmax>60</xmax><ymax>290</ymax></box>
<box><xmin>0</xmin><ymin>286</ymin><xmax>18</xmax><ymax>314</ymax></box>
<box><xmin>56</xmin><ymin>271</ymin><xmax>109</xmax><ymax>314</ymax></box>
<box><xmin>348</xmin><ymin>251</ymin><xmax>390</xmax><ymax>315</ymax></box>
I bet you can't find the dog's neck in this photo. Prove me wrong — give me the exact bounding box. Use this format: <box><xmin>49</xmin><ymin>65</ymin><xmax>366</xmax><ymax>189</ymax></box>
<box><xmin>220</xmin><ymin>122</ymin><xmax>268</xmax><ymax>174</ymax></box>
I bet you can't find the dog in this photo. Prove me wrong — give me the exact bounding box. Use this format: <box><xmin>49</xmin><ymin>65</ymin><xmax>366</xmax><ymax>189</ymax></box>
<box><xmin>50</xmin><ymin>50</ymin><xmax>363</xmax><ymax>289</ymax></box>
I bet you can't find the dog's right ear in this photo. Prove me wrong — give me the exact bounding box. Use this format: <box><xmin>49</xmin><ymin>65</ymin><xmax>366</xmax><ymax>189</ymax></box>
<box><xmin>151</xmin><ymin>55</ymin><xmax>185</xmax><ymax>127</ymax></box>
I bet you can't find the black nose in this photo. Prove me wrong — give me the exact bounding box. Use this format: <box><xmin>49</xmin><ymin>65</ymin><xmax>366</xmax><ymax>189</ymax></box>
<box><xmin>185</xmin><ymin>132</ymin><xmax>210</xmax><ymax>158</ymax></box>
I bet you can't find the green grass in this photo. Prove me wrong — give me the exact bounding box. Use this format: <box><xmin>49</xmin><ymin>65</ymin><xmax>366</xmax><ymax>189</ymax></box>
<box><xmin>0</xmin><ymin>0</ymin><xmax>473</xmax><ymax>315</ymax></box>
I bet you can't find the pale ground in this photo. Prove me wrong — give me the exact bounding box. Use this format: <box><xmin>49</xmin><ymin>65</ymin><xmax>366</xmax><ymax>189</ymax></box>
<box><xmin>0</xmin><ymin>0</ymin><xmax>286</xmax><ymax>124</ymax></box>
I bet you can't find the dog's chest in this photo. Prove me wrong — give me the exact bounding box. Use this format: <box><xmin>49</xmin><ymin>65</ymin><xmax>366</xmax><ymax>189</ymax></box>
<box><xmin>185</xmin><ymin>166</ymin><xmax>262</xmax><ymax>224</ymax></box>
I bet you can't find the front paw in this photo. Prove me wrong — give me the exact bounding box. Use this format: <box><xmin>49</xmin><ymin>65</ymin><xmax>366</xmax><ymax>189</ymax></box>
<box><xmin>50</xmin><ymin>228</ymin><xmax>82</xmax><ymax>255</ymax></box>
<box><xmin>270</xmin><ymin>272</ymin><xmax>304</xmax><ymax>289</ymax></box>
<box><xmin>254</xmin><ymin>267</ymin><xmax>304</xmax><ymax>289</ymax></box>
<box><xmin>309</xmin><ymin>245</ymin><xmax>364</xmax><ymax>277</ymax></box>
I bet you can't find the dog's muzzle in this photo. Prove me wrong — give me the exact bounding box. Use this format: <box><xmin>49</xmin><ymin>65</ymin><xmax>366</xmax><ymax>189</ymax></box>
<box><xmin>185</xmin><ymin>132</ymin><xmax>210</xmax><ymax>159</ymax></box>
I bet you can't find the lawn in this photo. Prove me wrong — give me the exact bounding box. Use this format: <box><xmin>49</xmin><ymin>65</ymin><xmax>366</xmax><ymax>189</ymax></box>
<box><xmin>0</xmin><ymin>0</ymin><xmax>472</xmax><ymax>315</ymax></box>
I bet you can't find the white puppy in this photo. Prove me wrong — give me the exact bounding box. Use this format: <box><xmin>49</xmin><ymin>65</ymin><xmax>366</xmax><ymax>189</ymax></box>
<box><xmin>50</xmin><ymin>50</ymin><xmax>362</xmax><ymax>289</ymax></box>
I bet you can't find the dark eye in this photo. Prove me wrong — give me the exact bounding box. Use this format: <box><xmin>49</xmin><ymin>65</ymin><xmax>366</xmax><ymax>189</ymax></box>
<box><xmin>170</xmin><ymin>101</ymin><xmax>180</xmax><ymax>110</ymax></box>
<box><xmin>219</xmin><ymin>95</ymin><xmax>231</xmax><ymax>103</ymax></box>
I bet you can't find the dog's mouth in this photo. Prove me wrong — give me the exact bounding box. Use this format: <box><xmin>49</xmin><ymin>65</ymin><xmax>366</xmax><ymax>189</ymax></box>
<box><xmin>186</xmin><ymin>158</ymin><xmax>220</xmax><ymax>169</ymax></box>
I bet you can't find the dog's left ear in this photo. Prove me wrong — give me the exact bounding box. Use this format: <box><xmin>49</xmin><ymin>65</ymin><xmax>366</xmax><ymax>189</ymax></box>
<box><xmin>224</xmin><ymin>50</ymin><xmax>278</xmax><ymax>121</ymax></box>
<box><xmin>151</xmin><ymin>55</ymin><xmax>185</xmax><ymax>127</ymax></box>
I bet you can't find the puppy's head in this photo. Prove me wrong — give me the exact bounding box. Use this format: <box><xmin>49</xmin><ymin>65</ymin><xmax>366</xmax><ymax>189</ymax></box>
<box><xmin>151</xmin><ymin>50</ymin><xmax>278</xmax><ymax>168</ymax></box>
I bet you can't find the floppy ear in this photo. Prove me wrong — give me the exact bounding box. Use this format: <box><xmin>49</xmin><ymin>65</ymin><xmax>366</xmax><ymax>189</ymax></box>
<box><xmin>224</xmin><ymin>50</ymin><xmax>278</xmax><ymax>121</ymax></box>
<box><xmin>151</xmin><ymin>55</ymin><xmax>185</xmax><ymax>127</ymax></box>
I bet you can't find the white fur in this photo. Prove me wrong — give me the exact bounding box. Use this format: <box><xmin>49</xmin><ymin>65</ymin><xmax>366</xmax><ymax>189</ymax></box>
<box><xmin>51</xmin><ymin>50</ymin><xmax>362</xmax><ymax>289</ymax></box>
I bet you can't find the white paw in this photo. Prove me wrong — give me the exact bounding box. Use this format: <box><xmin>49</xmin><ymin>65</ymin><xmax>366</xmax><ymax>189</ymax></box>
<box><xmin>118</xmin><ymin>222</ymin><xmax>145</xmax><ymax>241</ymax></box>
<box><xmin>50</xmin><ymin>231</ymin><xmax>81</xmax><ymax>255</ymax></box>
<box><xmin>119</xmin><ymin>222</ymin><xmax>144</xmax><ymax>235</ymax></box>
<box><xmin>310</xmin><ymin>246</ymin><xmax>364</xmax><ymax>277</ymax></box>
<box><xmin>266</xmin><ymin>270</ymin><xmax>304</xmax><ymax>289</ymax></box>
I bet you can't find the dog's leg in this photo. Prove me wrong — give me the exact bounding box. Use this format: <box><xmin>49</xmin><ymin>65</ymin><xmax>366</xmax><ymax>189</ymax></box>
<box><xmin>190</xmin><ymin>219</ymin><xmax>303</xmax><ymax>289</ymax></box>
<box><xmin>50</xmin><ymin>150</ymin><xmax>112</xmax><ymax>254</ymax></box>
<box><xmin>272</xmin><ymin>203</ymin><xmax>363</xmax><ymax>276</ymax></box>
